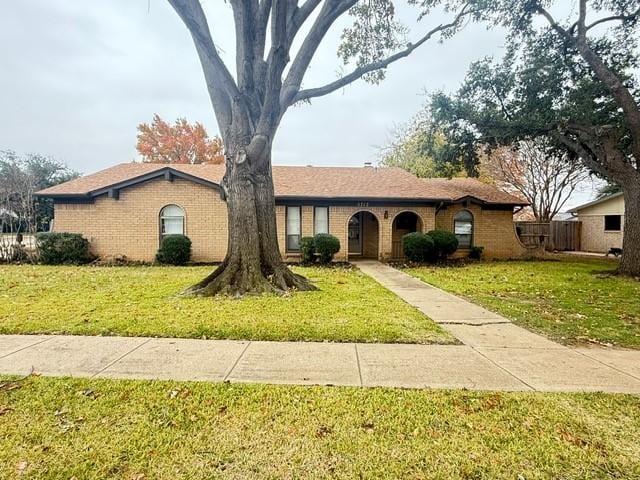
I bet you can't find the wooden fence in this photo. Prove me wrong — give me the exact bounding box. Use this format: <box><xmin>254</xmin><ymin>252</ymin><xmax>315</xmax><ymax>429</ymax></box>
<box><xmin>515</xmin><ymin>221</ymin><xmax>581</xmax><ymax>251</ymax></box>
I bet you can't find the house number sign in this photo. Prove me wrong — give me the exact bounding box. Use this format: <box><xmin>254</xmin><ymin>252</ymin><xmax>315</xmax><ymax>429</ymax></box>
<box><xmin>357</xmin><ymin>202</ymin><xmax>369</xmax><ymax>207</ymax></box>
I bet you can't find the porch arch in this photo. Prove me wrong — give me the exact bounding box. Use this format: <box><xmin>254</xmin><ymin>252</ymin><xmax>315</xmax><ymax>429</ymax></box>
<box><xmin>391</xmin><ymin>210</ymin><xmax>424</xmax><ymax>259</ymax></box>
<box><xmin>346</xmin><ymin>210</ymin><xmax>381</xmax><ymax>259</ymax></box>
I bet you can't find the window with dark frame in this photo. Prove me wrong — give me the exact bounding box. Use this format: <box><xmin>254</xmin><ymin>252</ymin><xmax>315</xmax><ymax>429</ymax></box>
<box><xmin>453</xmin><ymin>210</ymin><xmax>473</xmax><ymax>248</ymax></box>
<box><xmin>604</xmin><ymin>215</ymin><xmax>622</xmax><ymax>232</ymax></box>
<box><xmin>286</xmin><ymin>206</ymin><xmax>301</xmax><ymax>251</ymax></box>
<box><xmin>314</xmin><ymin>206</ymin><xmax>329</xmax><ymax>234</ymax></box>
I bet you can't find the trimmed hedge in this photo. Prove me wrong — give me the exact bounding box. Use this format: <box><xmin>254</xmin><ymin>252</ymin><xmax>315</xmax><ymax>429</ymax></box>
<box><xmin>156</xmin><ymin>235</ymin><xmax>192</xmax><ymax>265</ymax></box>
<box><xmin>426</xmin><ymin>229</ymin><xmax>459</xmax><ymax>259</ymax></box>
<box><xmin>314</xmin><ymin>233</ymin><xmax>340</xmax><ymax>264</ymax></box>
<box><xmin>36</xmin><ymin>232</ymin><xmax>93</xmax><ymax>265</ymax></box>
<box><xmin>299</xmin><ymin>236</ymin><xmax>315</xmax><ymax>264</ymax></box>
<box><xmin>402</xmin><ymin>232</ymin><xmax>435</xmax><ymax>263</ymax></box>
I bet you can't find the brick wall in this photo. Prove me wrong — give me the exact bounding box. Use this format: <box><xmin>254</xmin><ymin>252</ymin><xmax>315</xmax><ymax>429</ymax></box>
<box><xmin>52</xmin><ymin>178</ymin><xmax>524</xmax><ymax>261</ymax></box>
<box><xmin>53</xmin><ymin>178</ymin><xmax>228</xmax><ymax>262</ymax></box>
<box><xmin>435</xmin><ymin>204</ymin><xmax>526</xmax><ymax>258</ymax></box>
<box><xmin>580</xmin><ymin>215</ymin><xmax>624</xmax><ymax>253</ymax></box>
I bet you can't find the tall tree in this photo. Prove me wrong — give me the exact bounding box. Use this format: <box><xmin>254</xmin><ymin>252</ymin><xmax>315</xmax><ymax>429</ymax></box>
<box><xmin>166</xmin><ymin>0</ymin><xmax>474</xmax><ymax>295</ymax></box>
<box><xmin>482</xmin><ymin>139</ymin><xmax>591</xmax><ymax>222</ymax></box>
<box><xmin>429</xmin><ymin>0</ymin><xmax>640</xmax><ymax>275</ymax></box>
<box><xmin>137</xmin><ymin>114</ymin><xmax>224</xmax><ymax>164</ymax></box>
<box><xmin>379</xmin><ymin>116</ymin><xmax>467</xmax><ymax>178</ymax></box>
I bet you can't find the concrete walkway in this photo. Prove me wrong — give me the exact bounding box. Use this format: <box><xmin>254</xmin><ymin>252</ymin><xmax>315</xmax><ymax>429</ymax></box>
<box><xmin>1</xmin><ymin>261</ymin><xmax>639</xmax><ymax>393</ymax></box>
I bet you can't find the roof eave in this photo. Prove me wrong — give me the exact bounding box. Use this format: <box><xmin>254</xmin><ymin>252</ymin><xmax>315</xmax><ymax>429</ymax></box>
<box><xmin>35</xmin><ymin>166</ymin><xmax>221</xmax><ymax>199</ymax></box>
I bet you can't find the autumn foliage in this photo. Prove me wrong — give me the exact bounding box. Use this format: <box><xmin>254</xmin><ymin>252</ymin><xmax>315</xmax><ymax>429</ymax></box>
<box><xmin>136</xmin><ymin>114</ymin><xmax>224</xmax><ymax>164</ymax></box>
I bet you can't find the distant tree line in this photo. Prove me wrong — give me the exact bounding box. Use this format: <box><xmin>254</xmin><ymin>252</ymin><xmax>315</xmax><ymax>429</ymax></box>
<box><xmin>0</xmin><ymin>151</ymin><xmax>79</xmax><ymax>234</ymax></box>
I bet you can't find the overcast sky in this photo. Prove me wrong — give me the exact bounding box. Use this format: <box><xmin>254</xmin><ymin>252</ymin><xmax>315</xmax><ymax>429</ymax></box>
<box><xmin>0</xmin><ymin>1</ymin><xmax>602</xmax><ymax>208</ymax></box>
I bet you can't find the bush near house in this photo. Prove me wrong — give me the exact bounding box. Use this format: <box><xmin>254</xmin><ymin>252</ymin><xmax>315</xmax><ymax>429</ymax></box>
<box><xmin>35</xmin><ymin>232</ymin><xmax>93</xmax><ymax>265</ymax></box>
<box><xmin>156</xmin><ymin>234</ymin><xmax>192</xmax><ymax>265</ymax></box>
<box><xmin>299</xmin><ymin>234</ymin><xmax>341</xmax><ymax>265</ymax></box>
<box><xmin>469</xmin><ymin>246</ymin><xmax>484</xmax><ymax>260</ymax></box>
<box><xmin>314</xmin><ymin>233</ymin><xmax>340</xmax><ymax>264</ymax></box>
<box><xmin>427</xmin><ymin>229</ymin><xmax>459</xmax><ymax>260</ymax></box>
<box><xmin>402</xmin><ymin>232</ymin><xmax>435</xmax><ymax>263</ymax></box>
<box><xmin>299</xmin><ymin>236</ymin><xmax>315</xmax><ymax>264</ymax></box>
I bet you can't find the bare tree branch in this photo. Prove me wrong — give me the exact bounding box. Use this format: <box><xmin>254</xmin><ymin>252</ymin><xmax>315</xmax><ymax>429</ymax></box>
<box><xmin>280</xmin><ymin>0</ymin><xmax>358</xmax><ymax>107</ymax></box>
<box><xmin>289</xmin><ymin>6</ymin><xmax>473</xmax><ymax>105</ymax></box>
<box><xmin>168</xmin><ymin>0</ymin><xmax>242</xmax><ymax>130</ymax></box>
<box><xmin>585</xmin><ymin>6</ymin><xmax>640</xmax><ymax>31</ymax></box>
<box><xmin>287</xmin><ymin>0</ymin><xmax>323</xmax><ymax>46</ymax></box>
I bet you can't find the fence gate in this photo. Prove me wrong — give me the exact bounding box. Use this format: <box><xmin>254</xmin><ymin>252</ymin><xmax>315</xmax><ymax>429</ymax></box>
<box><xmin>550</xmin><ymin>221</ymin><xmax>581</xmax><ymax>251</ymax></box>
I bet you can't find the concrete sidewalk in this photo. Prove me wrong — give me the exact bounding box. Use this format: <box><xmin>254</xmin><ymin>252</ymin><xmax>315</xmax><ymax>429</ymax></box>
<box><xmin>1</xmin><ymin>332</ymin><xmax>639</xmax><ymax>393</ymax></box>
<box><xmin>1</xmin><ymin>262</ymin><xmax>639</xmax><ymax>393</ymax></box>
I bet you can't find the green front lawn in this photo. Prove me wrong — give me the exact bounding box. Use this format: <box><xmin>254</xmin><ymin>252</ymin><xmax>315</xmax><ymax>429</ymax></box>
<box><xmin>406</xmin><ymin>256</ymin><xmax>640</xmax><ymax>348</ymax></box>
<box><xmin>0</xmin><ymin>265</ymin><xmax>454</xmax><ymax>344</ymax></box>
<box><xmin>1</xmin><ymin>375</ymin><xmax>639</xmax><ymax>479</ymax></box>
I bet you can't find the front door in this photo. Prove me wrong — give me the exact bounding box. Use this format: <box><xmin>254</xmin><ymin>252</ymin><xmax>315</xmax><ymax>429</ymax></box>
<box><xmin>348</xmin><ymin>213</ymin><xmax>362</xmax><ymax>254</ymax></box>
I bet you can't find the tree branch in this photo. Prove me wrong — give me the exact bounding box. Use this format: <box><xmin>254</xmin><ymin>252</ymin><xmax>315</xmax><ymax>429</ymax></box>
<box><xmin>289</xmin><ymin>6</ymin><xmax>473</xmax><ymax>105</ymax></box>
<box><xmin>536</xmin><ymin>0</ymin><xmax>640</xmax><ymax>163</ymax></box>
<box><xmin>287</xmin><ymin>0</ymin><xmax>323</xmax><ymax>47</ymax></box>
<box><xmin>280</xmin><ymin>0</ymin><xmax>358</xmax><ymax>107</ymax></box>
<box><xmin>168</xmin><ymin>0</ymin><xmax>241</xmax><ymax>129</ymax></box>
<box><xmin>585</xmin><ymin>6</ymin><xmax>640</xmax><ymax>31</ymax></box>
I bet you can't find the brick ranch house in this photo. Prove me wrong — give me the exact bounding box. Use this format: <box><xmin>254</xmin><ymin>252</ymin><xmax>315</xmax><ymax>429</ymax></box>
<box><xmin>36</xmin><ymin>163</ymin><xmax>529</xmax><ymax>262</ymax></box>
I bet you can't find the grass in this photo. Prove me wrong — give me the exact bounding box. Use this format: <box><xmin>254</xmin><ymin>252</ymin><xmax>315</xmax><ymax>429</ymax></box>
<box><xmin>1</xmin><ymin>375</ymin><xmax>639</xmax><ymax>479</ymax></box>
<box><xmin>406</xmin><ymin>255</ymin><xmax>640</xmax><ymax>348</ymax></box>
<box><xmin>0</xmin><ymin>265</ymin><xmax>454</xmax><ymax>344</ymax></box>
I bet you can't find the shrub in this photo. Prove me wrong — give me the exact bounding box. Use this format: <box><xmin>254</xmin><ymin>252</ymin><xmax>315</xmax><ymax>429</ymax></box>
<box><xmin>36</xmin><ymin>232</ymin><xmax>93</xmax><ymax>265</ymax></box>
<box><xmin>313</xmin><ymin>233</ymin><xmax>340</xmax><ymax>264</ymax></box>
<box><xmin>156</xmin><ymin>235</ymin><xmax>192</xmax><ymax>265</ymax></box>
<box><xmin>299</xmin><ymin>236</ymin><xmax>315</xmax><ymax>264</ymax></box>
<box><xmin>427</xmin><ymin>229</ymin><xmax>459</xmax><ymax>260</ymax></box>
<box><xmin>469</xmin><ymin>246</ymin><xmax>484</xmax><ymax>260</ymax></box>
<box><xmin>402</xmin><ymin>232</ymin><xmax>435</xmax><ymax>263</ymax></box>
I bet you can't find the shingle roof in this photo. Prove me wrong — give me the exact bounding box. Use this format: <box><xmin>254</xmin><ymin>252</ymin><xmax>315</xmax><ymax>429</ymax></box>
<box><xmin>36</xmin><ymin>162</ymin><xmax>528</xmax><ymax>205</ymax></box>
<box><xmin>420</xmin><ymin>178</ymin><xmax>527</xmax><ymax>205</ymax></box>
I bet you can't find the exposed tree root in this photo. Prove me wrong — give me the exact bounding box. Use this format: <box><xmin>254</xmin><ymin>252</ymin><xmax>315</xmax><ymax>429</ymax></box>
<box><xmin>183</xmin><ymin>258</ymin><xmax>317</xmax><ymax>297</ymax></box>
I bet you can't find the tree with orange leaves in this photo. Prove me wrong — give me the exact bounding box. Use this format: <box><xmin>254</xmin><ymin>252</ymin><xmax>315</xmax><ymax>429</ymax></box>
<box><xmin>136</xmin><ymin>114</ymin><xmax>224</xmax><ymax>164</ymax></box>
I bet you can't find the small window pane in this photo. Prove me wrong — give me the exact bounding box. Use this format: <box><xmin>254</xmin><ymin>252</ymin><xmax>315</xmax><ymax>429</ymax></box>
<box><xmin>314</xmin><ymin>207</ymin><xmax>329</xmax><ymax>234</ymax></box>
<box><xmin>161</xmin><ymin>205</ymin><xmax>184</xmax><ymax>217</ymax></box>
<box><xmin>454</xmin><ymin>221</ymin><xmax>473</xmax><ymax>235</ymax></box>
<box><xmin>604</xmin><ymin>215</ymin><xmax>621</xmax><ymax>231</ymax></box>
<box><xmin>163</xmin><ymin>218</ymin><xmax>184</xmax><ymax>235</ymax></box>
<box><xmin>287</xmin><ymin>235</ymin><xmax>300</xmax><ymax>251</ymax></box>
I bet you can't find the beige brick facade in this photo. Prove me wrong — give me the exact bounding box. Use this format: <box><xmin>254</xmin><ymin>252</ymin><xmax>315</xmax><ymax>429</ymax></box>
<box><xmin>53</xmin><ymin>178</ymin><xmax>228</xmax><ymax>262</ymax></box>
<box><xmin>435</xmin><ymin>204</ymin><xmax>527</xmax><ymax>258</ymax></box>
<box><xmin>52</xmin><ymin>178</ymin><xmax>525</xmax><ymax>262</ymax></box>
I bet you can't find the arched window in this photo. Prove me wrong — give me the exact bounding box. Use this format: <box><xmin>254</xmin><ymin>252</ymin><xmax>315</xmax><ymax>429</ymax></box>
<box><xmin>454</xmin><ymin>210</ymin><xmax>473</xmax><ymax>248</ymax></box>
<box><xmin>160</xmin><ymin>205</ymin><xmax>185</xmax><ymax>237</ymax></box>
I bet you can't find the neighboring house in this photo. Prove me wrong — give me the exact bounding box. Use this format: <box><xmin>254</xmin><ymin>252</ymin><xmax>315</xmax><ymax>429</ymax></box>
<box><xmin>569</xmin><ymin>193</ymin><xmax>625</xmax><ymax>253</ymax></box>
<box><xmin>36</xmin><ymin>163</ymin><xmax>529</xmax><ymax>262</ymax></box>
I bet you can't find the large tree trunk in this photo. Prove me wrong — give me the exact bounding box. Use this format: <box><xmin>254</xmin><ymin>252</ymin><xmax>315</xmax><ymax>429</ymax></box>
<box><xmin>185</xmin><ymin>139</ymin><xmax>316</xmax><ymax>296</ymax></box>
<box><xmin>619</xmin><ymin>185</ymin><xmax>640</xmax><ymax>277</ymax></box>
